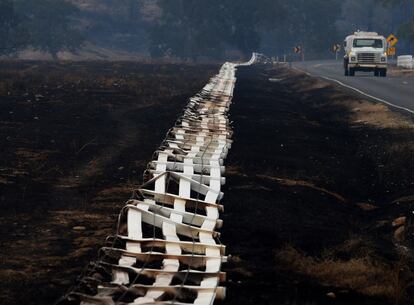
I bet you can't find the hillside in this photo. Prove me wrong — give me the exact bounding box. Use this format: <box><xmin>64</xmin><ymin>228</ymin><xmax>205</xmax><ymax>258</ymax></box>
<box><xmin>71</xmin><ymin>0</ymin><xmax>160</xmax><ymax>52</ymax></box>
<box><xmin>14</xmin><ymin>0</ymin><xmax>161</xmax><ymax>60</ymax></box>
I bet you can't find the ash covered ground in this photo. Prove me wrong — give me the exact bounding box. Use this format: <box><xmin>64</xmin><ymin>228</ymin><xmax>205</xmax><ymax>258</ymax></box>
<box><xmin>223</xmin><ymin>65</ymin><xmax>414</xmax><ymax>305</ymax></box>
<box><xmin>1</xmin><ymin>62</ymin><xmax>414</xmax><ymax>305</ymax></box>
<box><xmin>0</xmin><ymin>61</ymin><xmax>218</xmax><ymax>305</ymax></box>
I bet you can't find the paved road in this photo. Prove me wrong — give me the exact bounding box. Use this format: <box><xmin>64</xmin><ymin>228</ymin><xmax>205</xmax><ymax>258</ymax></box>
<box><xmin>293</xmin><ymin>60</ymin><xmax>414</xmax><ymax>114</ymax></box>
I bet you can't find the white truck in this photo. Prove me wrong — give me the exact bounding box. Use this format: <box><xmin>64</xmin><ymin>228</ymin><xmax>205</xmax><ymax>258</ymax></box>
<box><xmin>343</xmin><ymin>31</ymin><xmax>388</xmax><ymax>77</ymax></box>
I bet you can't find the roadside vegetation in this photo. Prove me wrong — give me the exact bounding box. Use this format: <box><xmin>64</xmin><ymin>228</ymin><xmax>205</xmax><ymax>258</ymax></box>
<box><xmin>276</xmin><ymin>242</ymin><xmax>414</xmax><ymax>304</ymax></box>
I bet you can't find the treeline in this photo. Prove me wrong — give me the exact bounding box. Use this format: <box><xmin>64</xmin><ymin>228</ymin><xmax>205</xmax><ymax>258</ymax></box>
<box><xmin>74</xmin><ymin>0</ymin><xmax>151</xmax><ymax>53</ymax></box>
<box><xmin>1</xmin><ymin>0</ymin><xmax>414</xmax><ymax>60</ymax></box>
<box><xmin>0</xmin><ymin>0</ymin><xmax>83</xmax><ymax>58</ymax></box>
<box><xmin>150</xmin><ymin>0</ymin><xmax>414</xmax><ymax>60</ymax></box>
<box><xmin>149</xmin><ymin>0</ymin><xmax>342</xmax><ymax>59</ymax></box>
<box><xmin>148</xmin><ymin>0</ymin><xmax>281</xmax><ymax>59</ymax></box>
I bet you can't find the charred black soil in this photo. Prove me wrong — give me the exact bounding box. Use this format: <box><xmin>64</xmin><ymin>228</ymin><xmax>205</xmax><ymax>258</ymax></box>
<box><xmin>1</xmin><ymin>62</ymin><xmax>414</xmax><ymax>305</ymax></box>
<box><xmin>222</xmin><ymin>65</ymin><xmax>414</xmax><ymax>305</ymax></box>
<box><xmin>0</xmin><ymin>61</ymin><xmax>218</xmax><ymax>305</ymax></box>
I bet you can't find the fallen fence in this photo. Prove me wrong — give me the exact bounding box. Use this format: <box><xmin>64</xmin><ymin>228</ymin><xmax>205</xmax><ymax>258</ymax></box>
<box><xmin>58</xmin><ymin>54</ymin><xmax>257</xmax><ymax>305</ymax></box>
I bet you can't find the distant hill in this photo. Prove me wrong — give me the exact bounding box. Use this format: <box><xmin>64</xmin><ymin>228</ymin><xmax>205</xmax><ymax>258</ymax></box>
<box><xmin>11</xmin><ymin>0</ymin><xmax>412</xmax><ymax>61</ymax></box>
<box><xmin>69</xmin><ymin>0</ymin><xmax>161</xmax><ymax>21</ymax></box>
<box><xmin>15</xmin><ymin>0</ymin><xmax>162</xmax><ymax>60</ymax></box>
<box><xmin>71</xmin><ymin>0</ymin><xmax>160</xmax><ymax>51</ymax></box>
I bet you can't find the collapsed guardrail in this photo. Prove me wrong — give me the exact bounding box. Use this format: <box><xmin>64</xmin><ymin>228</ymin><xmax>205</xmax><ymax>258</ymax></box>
<box><xmin>59</xmin><ymin>54</ymin><xmax>256</xmax><ymax>305</ymax></box>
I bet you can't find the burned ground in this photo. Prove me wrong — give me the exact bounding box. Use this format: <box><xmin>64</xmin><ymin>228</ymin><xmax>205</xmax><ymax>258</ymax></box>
<box><xmin>222</xmin><ymin>65</ymin><xmax>414</xmax><ymax>305</ymax></box>
<box><xmin>1</xmin><ymin>62</ymin><xmax>414</xmax><ymax>305</ymax></box>
<box><xmin>0</xmin><ymin>61</ymin><xmax>218</xmax><ymax>305</ymax></box>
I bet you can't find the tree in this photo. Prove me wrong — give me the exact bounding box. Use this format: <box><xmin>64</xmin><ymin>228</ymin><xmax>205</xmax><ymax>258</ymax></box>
<box><xmin>149</xmin><ymin>0</ymin><xmax>286</xmax><ymax>60</ymax></box>
<box><xmin>377</xmin><ymin>0</ymin><xmax>414</xmax><ymax>45</ymax></box>
<box><xmin>150</xmin><ymin>0</ymin><xmax>233</xmax><ymax>60</ymax></box>
<box><xmin>0</xmin><ymin>0</ymin><xmax>27</xmax><ymax>55</ymax></box>
<box><xmin>336</xmin><ymin>0</ymin><xmax>394</xmax><ymax>37</ymax></box>
<box><xmin>262</xmin><ymin>0</ymin><xmax>342</xmax><ymax>57</ymax></box>
<box><xmin>398</xmin><ymin>20</ymin><xmax>414</xmax><ymax>41</ymax></box>
<box><xmin>14</xmin><ymin>0</ymin><xmax>84</xmax><ymax>59</ymax></box>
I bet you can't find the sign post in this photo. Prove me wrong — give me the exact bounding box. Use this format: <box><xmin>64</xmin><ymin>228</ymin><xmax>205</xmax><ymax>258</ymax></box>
<box><xmin>294</xmin><ymin>45</ymin><xmax>303</xmax><ymax>61</ymax></box>
<box><xmin>386</xmin><ymin>34</ymin><xmax>398</xmax><ymax>59</ymax></box>
<box><xmin>332</xmin><ymin>43</ymin><xmax>341</xmax><ymax>60</ymax></box>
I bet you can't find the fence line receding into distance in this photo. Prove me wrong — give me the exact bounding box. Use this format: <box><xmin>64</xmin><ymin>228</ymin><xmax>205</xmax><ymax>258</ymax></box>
<box><xmin>60</xmin><ymin>53</ymin><xmax>258</xmax><ymax>305</ymax></box>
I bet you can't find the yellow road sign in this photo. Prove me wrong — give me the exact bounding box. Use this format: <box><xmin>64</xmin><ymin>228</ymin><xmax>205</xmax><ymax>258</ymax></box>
<box><xmin>332</xmin><ymin>43</ymin><xmax>341</xmax><ymax>53</ymax></box>
<box><xmin>387</xmin><ymin>34</ymin><xmax>398</xmax><ymax>47</ymax></box>
<box><xmin>294</xmin><ymin>45</ymin><xmax>302</xmax><ymax>54</ymax></box>
<box><xmin>387</xmin><ymin>47</ymin><xmax>396</xmax><ymax>56</ymax></box>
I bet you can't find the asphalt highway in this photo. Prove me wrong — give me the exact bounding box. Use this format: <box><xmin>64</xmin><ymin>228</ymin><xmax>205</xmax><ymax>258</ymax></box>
<box><xmin>293</xmin><ymin>60</ymin><xmax>414</xmax><ymax>114</ymax></box>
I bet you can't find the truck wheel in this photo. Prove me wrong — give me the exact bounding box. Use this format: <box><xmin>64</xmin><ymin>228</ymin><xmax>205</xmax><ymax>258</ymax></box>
<box><xmin>344</xmin><ymin>59</ymin><xmax>349</xmax><ymax>76</ymax></box>
<box><xmin>380</xmin><ymin>69</ymin><xmax>387</xmax><ymax>77</ymax></box>
<box><xmin>349</xmin><ymin>68</ymin><xmax>355</xmax><ymax>76</ymax></box>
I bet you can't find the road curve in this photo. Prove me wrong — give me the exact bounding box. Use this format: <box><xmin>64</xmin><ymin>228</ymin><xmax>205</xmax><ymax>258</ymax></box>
<box><xmin>293</xmin><ymin>60</ymin><xmax>414</xmax><ymax>114</ymax></box>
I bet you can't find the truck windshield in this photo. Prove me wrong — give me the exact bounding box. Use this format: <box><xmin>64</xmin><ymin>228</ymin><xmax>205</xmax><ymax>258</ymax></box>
<box><xmin>353</xmin><ymin>39</ymin><xmax>383</xmax><ymax>48</ymax></box>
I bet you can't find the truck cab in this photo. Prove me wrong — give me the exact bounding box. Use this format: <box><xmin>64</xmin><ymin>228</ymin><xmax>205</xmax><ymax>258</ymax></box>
<box><xmin>343</xmin><ymin>31</ymin><xmax>388</xmax><ymax>77</ymax></box>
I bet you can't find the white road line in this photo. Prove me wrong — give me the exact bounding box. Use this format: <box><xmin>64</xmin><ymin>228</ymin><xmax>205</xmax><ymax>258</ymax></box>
<box><xmin>320</xmin><ymin>75</ymin><xmax>414</xmax><ymax>115</ymax></box>
<box><xmin>295</xmin><ymin>67</ymin><xmax>414</xmax><ymax>115</ymax></box>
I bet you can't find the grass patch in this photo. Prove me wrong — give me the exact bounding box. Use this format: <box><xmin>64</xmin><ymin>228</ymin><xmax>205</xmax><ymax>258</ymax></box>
<box><xmin>275</xmin><ymin>243</ymin><xmax>396</xmax><ymax>300</ymax></box>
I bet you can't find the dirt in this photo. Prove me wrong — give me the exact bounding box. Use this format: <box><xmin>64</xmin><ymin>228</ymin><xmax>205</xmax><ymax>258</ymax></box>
<box><xmin>221</xmin><ymin>65</ymin><xmax>414</xmax><ymax>305</ymax></box>
<box><xmin>389</xmin><ymin>66</ymin><xmax>414</xmax><ymax>77</ymax></box>
<box><xmin>0</xmin><ymin>61</ymin><xmax>218</xmax><ymax>305</ymax></box>
<box><xmin>1</xmin><ymin>62</ymin><xmax>414</xmax><ymax>305</ymax></box>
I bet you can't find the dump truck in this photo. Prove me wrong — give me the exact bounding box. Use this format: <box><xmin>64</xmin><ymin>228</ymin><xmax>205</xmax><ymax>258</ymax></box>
<box><xmin>343</xmin><ymin>31</ymin><xmax>388</xmax><ymax>77</ymax></box>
